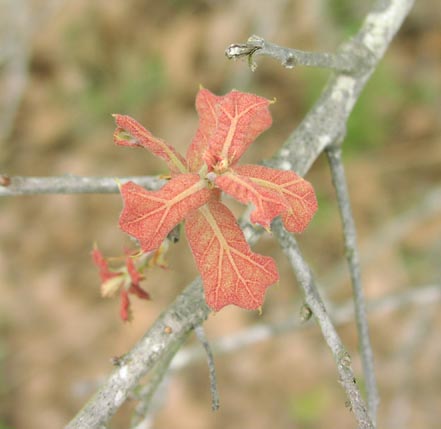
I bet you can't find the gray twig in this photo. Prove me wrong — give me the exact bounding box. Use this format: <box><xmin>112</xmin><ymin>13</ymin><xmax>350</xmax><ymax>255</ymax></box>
<box><xmin>225</xmin><ymin>34</ymin><xmax>355</xmax><ymax>73</ymax></box>
<box><xmin>194</xmin><ymin>325</ymin><xmax>220</xmax><ymax>411</ymax></box>
<box><xmin>322</xmin><ymin>186</ymin><xmax>441</xmax><ymax>292</ymax></box>
<box><xmin>171</xmin><ymin>284</ymin><xmax>441</xmax><ymax>371</ymax></box>
<box><xmin>273</xmin><ymin>219</ymin><xmax>374</xmax><ymax>429</ymax></box>
<box><xmin>0</xmin><ymin>175</ymin><xmax>165</xmax><ymax>196</ymax></box>
<box><xmin>326</xmin><ymin>144</ymin><xmax>379</xmax><ymax>423</ymax></box>
<box><xmin>65</xmin><ymin>279</ymin><xmax>210</xmax><ymax>429</ymax></box>
<box><xmin>131</xmin><ymin>333</ymin><xmax>186</xmax><ymax>429</ymax></box>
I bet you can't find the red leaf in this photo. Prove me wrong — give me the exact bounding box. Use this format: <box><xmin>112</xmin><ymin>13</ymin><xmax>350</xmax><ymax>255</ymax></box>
<box><xmin>120</xmin><ymin>289</ymin><xmax>131</xmax><ymax>322</ymax></box>
<box><xmin>233</xmin><ymin>165</ymin><xmax>318</xmax><ymax>233</ymax></box>
<box><xmin>113</xmin><ymin>114</ymin><xmax>188</xmax><ymax>175</ymax></box>
<box><xmin>188</xmin><ymin>89</ymin><xmax>272</xmax><ymax>171</ymax></box>
<box><xmin>128</xmin><ymin>283</ymin><xmax>150</xmax><ymax>300</ymax></box>
<box><xmin>186</xmin><ymin>88</ymin><xmax>220</xmax><ymax>172</ymax></box>
<box><xmin>185</xmin><ymin>200</ymin><xmax>279</xmax><ymax>311</ymax></box>
<box><xmin>119</xmin><ymin>174</ymin><xmax>211</xmax><ymax>252</ymax></box>
<box><xmin>215</xmin><ymin>170</ymin><xmax>288</xmax><ymax>228</ymax></box>
<box><xmin>92</xmin><ymin>247</ymin><xmax>115</xmax><ymax>282</ymax></box>
<box><xmin>125</xmin><ymin>255</ymin><xmax>144</xmax><ymax>285</ymax></box>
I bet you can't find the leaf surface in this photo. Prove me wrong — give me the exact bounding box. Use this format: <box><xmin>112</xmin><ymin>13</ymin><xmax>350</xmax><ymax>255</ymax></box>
<box><xmin>113</xmin><ymin>114</ymin><xmax>188</xmax><ymax>174</ymax></box>
<box><xmin>187</xmin><ymin>89</ymin><xmax>272</xmax><ymax>170</ymax></box>
<box><xmin>186</xmin><ymin>88</ymin><xmax>220</xmax><ymax>172</ymax></box>
<box><xmin>185</xmin><ymin>200</ymin><xmax>279</xmax><ymax>311</ymax></box>
<box><xmin>119</xmin><ymin>174</ymin><xmax>211</xmax><ymax>252</ymax></box>
<box><xmin>233</xmin><ymin>165</ymin><xmax>318</xmax><ymax>233</ymax></box>
<box><xmin>215</xmin><ymin>170</ymin><xmax>288</xmax><ymax>228</ymax></box>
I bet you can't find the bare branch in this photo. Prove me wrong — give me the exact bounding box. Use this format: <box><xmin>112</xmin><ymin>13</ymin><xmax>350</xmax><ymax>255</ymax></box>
<box><xmin>326</xmin><ymin>144</ymin><xmax>379</xmax><ymax>422</ymax></box>
<box><xmin>323</xmin><ymin>186</ymin><xmax>441</xmax><ymax>291</ymax></box>
<box><xmin>266</xmin><ymin>0</ymin><xmax>415</xmax><ymax>176</ymax></box>
<box><xmin>171</xmin><ymin>284</ymin><xmax>441</xmax><ymax>371</ymax></box>
<box><xmin>226</xmin><ymin>34</ymin><xmax>355</xmax><ymax>73</ymax></box>
<box><xmin>0</xmin><ymin>175</ymin><xmax>165</xmax><ymax>196</ymax></box>
<box><xmin>65</xmin><ymin>279</ymin><xmax>210</xmax><ymax>429</ymax></box>
<box><xmin>273</xmin><ymin>219</ymin><xmax>374</xmax><ymax>429</ymax></box>
<box><xmin>194</xmin><ymin>325</ymin><xmax>220</xmax><ymax>411</ymax></box>
<box><xmin>131</xmin><ymin>332</ymin><xmax>186</xmax><ymax>428</ymax></box>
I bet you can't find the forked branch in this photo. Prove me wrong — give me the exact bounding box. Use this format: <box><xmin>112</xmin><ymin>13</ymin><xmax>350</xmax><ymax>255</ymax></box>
<box><xmin>326</xmin><ymin>144</ymin><xmax>379</xmax><ymax>423</ymax></box>
<box><xmin>273</xmin><ymin>220</ymin><xmax>374</xmax><ymax>429</ymax></box>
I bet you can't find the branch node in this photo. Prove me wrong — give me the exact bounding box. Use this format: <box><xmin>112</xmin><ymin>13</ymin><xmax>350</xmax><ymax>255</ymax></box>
<box><xmin>299</xmin><ymin>303</ymin><xmax>313</xmax><ymax>322</ymax></box>
<box><xmin>225</xmin><ymin>35</ymin><xmax>263</xmax><ymax>72</ymax></box>
<box><xmin>281</xmin><ymin>53</ymin><xmax>296</xmax><ymax>69</ymax></box>
<box><xmin>338</xmin><ymin>350</ymin><xmax>352</xmax><ymax>369</ymax></box>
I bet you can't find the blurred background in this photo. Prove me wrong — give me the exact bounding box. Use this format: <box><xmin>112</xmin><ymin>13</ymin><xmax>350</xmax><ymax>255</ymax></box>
<box><xmin>0</xmin><ymin>0</ymin><xmax>440</xmax><ymax>428</ymax></box>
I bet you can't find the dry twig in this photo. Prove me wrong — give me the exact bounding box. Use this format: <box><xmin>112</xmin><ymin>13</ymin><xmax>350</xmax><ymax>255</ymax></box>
<box><xmin>326</xmin><ymin>144</ymin><xmax>379</xmax><ymax>422</ymax></box>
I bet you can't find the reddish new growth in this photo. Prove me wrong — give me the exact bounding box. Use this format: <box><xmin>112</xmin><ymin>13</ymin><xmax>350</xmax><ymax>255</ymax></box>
<box><xmin>92</xmin><ymin>244</ymin><xmax>168</xmax><ymax>321</ymax></box>
<box><xmin>114</xmin><ymin>88</ymin><xmax>317</xmax><ymax>312</ymax></box>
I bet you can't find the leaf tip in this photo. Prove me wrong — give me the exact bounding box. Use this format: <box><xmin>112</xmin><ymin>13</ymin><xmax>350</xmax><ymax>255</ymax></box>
<box><xmin>112</xmin><ymin>113</ymin><xmax>124</xmax><ymax>124</ymax></box>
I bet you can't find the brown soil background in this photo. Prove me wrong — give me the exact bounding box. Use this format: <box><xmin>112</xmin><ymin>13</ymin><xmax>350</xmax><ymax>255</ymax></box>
<box><xmin>1</xmin><ymin>1</ymin><xmax>441</xmax><ymax>428</ymax></box>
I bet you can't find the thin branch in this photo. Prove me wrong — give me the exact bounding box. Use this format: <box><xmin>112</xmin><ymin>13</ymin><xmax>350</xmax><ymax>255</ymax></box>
<box><xmin>273</xmin><ymin>218</ymin><xmax>373</xmax><ymax>429</ymax></box>
<box><xmin>0</xmin><ymin>175</ymin><xmax>165</xmax><ymax>196</ymax></box>
<box><xmin>225</xmin><ymin>34</ymin><xmax>355</xmax><ymax>73</ymax></box>
<box><xmin>171</xmin><ymin>284</ymin><xmax>441</xmax><ymax>371</ymax></box>
<box><xmin>326</xmin><ymin>144</ymin><xmax>379</xmax><ymax>423</ymax></box>
<box><xmin>266</xmin><ymin>0</ymin><xmax>415</xmax><ymax>176</ymax></box>
<box><xmin>65</xmin><ymin>279</ymin><xmax>210</xmax><ymax>429</ymax></box>
<box><xmin>194</xmin><ymin>325</ymin><xmax>220</xmax><ymax>411</ymax></box>
<box><xmin>131</xmin><ymin>333</ymin><xmax>186</xmax><ymax>429</ymax></box>
<box><xmin>323</xmin><ymin>185</ymin><xmax>441</xmax><ymax>291</ymax></box>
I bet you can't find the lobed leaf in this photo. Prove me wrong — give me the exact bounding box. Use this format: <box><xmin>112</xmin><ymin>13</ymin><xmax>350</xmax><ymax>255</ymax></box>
<box><xmin>233</xmin><ymin>165</ymin><xmax>318</xmax><ymax>233</ymax></box>
<box><xmin>119</xmin><ymin>289</ymin><xmax>131</xmax><ymax>322</ymax></box>
<box><xmin>188</xmin><ymin>89</ymin><xmax>272</xmax><ymax>170</ymax></box>
<box><xmin>92</xmin><ymin>247</ymin><xmax>114</xmax><ymax>282</ymax></box>
<box><xmin>186</xmin><ymin>88</ymin><xmax>220</xmax><ymax>172</ymax></box>
<box><xmin>185</xmin><ymin>200</ymin><xmax>279</xmax><ymax>311</ymax></box>
<box><xmin>113</xmin><ymin>114</ymin><xmax>188</xmax><ymax>175</ymax></box>
<box><xmin>215</xmin><ymin>170</ymin><xmax>288</xmax><ymax>228</ymax></box>
<box><xmin>119</xmin><ymin>174</ymin><xmax>211</xmax><ymax>252</ymax></box>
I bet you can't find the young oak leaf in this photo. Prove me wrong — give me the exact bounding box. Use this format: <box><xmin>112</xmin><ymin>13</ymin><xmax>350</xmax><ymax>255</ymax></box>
<box><xmin>113</xmin><ymin>88</ymin><xmax>317</xmax><ymax>313</ymax></box>
<box><xmin>113</xmin><ymin>114</ymin><xmax>188</xmax><ymax>175</ymax></box>
<box><xmin>190</xmin><ymin>90</ymin><xmax>272</xmax><ymax>171</ymax></box>
<box><xmin>185</xmin><ymin>200</ymin><xmax>279</xmax><ymax>311</ymax></box>
<box><xmin>215</xmin><ymin>170</ymin><xmax>289</xmax><ymax>229</ymax></box>
<box><xmin>119</xmin><ymin>174</ymin><xmax>211</xmax><ymax>252</ymax></box>
<box><xmin>92</xmin><ymin>247</ymin><xmax>150</xmax><ymax>322</ymax></box>
<box><xmin>233</xmin><ymin>164</ymin><xmax>318</xmax><ymax>233</ymax></box>
<box><xmin>186</xmin><ymin>88</ymin><xmax>220</xmax><ymax>172</ymax></box>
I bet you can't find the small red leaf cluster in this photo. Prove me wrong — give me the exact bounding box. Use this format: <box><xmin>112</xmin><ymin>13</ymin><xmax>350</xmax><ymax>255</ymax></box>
<box><xmin>114</xmin><ymin>88</ymin><xmax>318</xmax><ymax>313</ymax></box>
<box><xmin>92</xmin><ymin>243</ymin><xmax>168</xmax><ymax>321</ymax></box>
